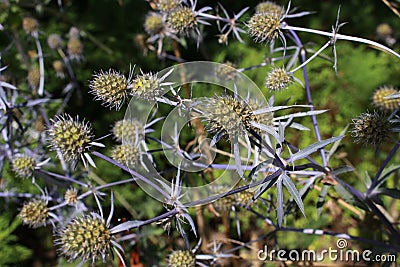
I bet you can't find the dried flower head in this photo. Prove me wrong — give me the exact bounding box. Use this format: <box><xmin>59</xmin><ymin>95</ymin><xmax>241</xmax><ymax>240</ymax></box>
<box><xmin>215</xmin><ymin>61</ymin><xmax>238</xmax><ymax>81</ymax></box>
<box><xmin>47</xmin><ymin>33</ymin><xmax>63</xmax><ymax>49</ymax></box>
<box><xmin>247</xmin><ymin>12</ymin><xmax>282</xmax><ymax>44</ymax></box>
<box><xmin>19</xmin><ymin>199</ymin><xmax>49</xmax><ymax>228</ymax></box>
<box><xmin>57</xmin><ymin>213</ymin><xmax>113</xmax><ymax>264</ymax></box>
<box><xmin>255</xmin><ymin>1</ymin><xmax>285</xmax><ymax>15</ymax></box>
<box><xmin>67</xmin><ymin>38</ymin><xmax>83</xmax><ymax>60</ymax></box>
<box><xmin>47</xmin><ymin>114</ymin><xmax>96</xmax><ymax>165</ymax></box>
<box><xmin>144</xmin><ymin>12</ymin><xmax>165</xmax><ymax>35</ymax></box>
<box><xmin>200</xmin><ymin>95</ymin><xmax>274</xmax><ymax>137</ymax></box>
<box><xmin>53</xmin><ymin>60</ymin><xmax>65</xmax><ymax>78</ymax></box>
<box><xmin>89</xmin><ymin>69</ymin><xmax>131</xmax><ymax>110</ymax></box>
<box><xmin>27</xmin><ymin>67</ymin><xmax>40</xmax><ymax>89</ymax></box>
<box><xmin>372</xmin><ymin>85</ymin><xmax>400</xmax><ymax>111</ymax></box>
<box><xmin>157</xmin><ymin>0</ymin><xmax>181</xmax><ymax>12</ymax></box>
<box><xmin>65</xmin><ymin>188</ymin><xmax>78</xmax><ymax>205</ymax></box>
<box><xmin>112</xmin><ymin>119</ymin><xmax>144</xmax><ymax>143</ymax></box>
<box><xmin>265</xmin><ymin>67</ymin><xmax>293</xmax><ymax>91</ymax></box>
<box><xmin>12</xmin><ymin>154</ymin><xmax>37</xmax><ymax>178</ymax></box>
<box><xmin>131</xmin><ymin>72</ymin><xmax>164</xmax><ymax>100</ymax></box>
<box><xmin>167</xmin><ymin>6</ymin><xmax>197</xmax><ymax>34</ymax></box>
<box><xmin>168</xmin><ymin>250</ymin><xmax>196</xmax><ymax>267</ymax></box>
<box><xmin>22</xmin><ymin>17</ymin><xmax>39</xmax><ymax>34</ymax></box>
<box><xmin>351</xmin><ymin>111</ymin><xmax>392</xmax><ymax>146</ymax></box>
<box><xmin>111</xmin><ymin>144</ymin><xmax>141</xmax><ymax>166</ymax></box>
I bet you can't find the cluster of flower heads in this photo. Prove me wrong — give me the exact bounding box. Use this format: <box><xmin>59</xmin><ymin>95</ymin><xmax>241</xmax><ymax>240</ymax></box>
<box><xmin>168</xmin><ymin>250</ymin><xmax>196</xmax><ymax>267</ymax></box>
<box><xmin>47</xmin><ymin>27</ymin><xmax>84</xmax><ymax>62</ymax></box>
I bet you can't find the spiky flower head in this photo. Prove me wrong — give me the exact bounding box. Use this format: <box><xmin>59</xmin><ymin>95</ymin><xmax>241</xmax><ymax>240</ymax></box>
<box><xmin>22</xmin><ymin>17</ymin><xmax>39</xmax><ymax>34</ymax></box>
<box><xmin>247</xmin><ymin>12</ymin><xmax>282</xmax><ymax>44</ymax></box>
<box><xmin>216</xmin><ymin>61</ymin><xmax>238</xmax><ymax>81</ymax></box>
<box><xmin>89</xmin><ymin>69</ymin><xmax>131</xmax><ymax>110</ymax></box>
<box><xmin>111</xmin><ymin>144</ymin><xmax>141</xmax><ymax>166</ymax></box>
<box><xmin>112</xmin><ymin>119</ymin><xmax>144</xmax><ymax>143</ymax></box>
<box><xmin>47</xmin><ymin>114</ymin><xmax>95</xmax><ymax>164</ymax></box>
<box><xmin>67</xmin><ymin>38</ymin><xmax>83</xmax><ymax>60</ymax></box>
<box><xmin>235</xmin><ymin>190</ymin><xmax>255</xmax><ymax>207</ymax></box>
<box><xmin>265</xmin><ymin>67</ymin><xmax>293</xmax><ymax>91</ymax></box>
<box><xmin>167</xmin><ymin>6</ymin><xmax>197</xmax><ymax>34</ymax></box>
<box><xmin>47</xmin><ymin>33</ymin><xmax>63</xmax><ymax>49</ymax></box>
<box><xmin>168</xmin><ymin>250</ymin><xmax>196</xmax><ymax>267</ymax></box>
<box><xmin>376</xmin><ymin>23</ymin><xmax>393</xmax><ymax>37</ymax></box>
<box><xmin>53</xmin><ymin>60</ymin><xmax>65</xmax><ymax>78</ymax></box>
<box><xmin>255</xmin><ymin>1</ymin><xmax>285</xmax><ymax>15</ymax></box>
<box><xmin>201</xmin><ymin>95</ymin><xmax>273</xmax><ymax>138</ymax></box>
<box><xmin>214</xmin><ymin>194</ymin><xmax>236</xmax><ymax>212</ymax></box>
<box><xmin>57</xmin><ymin>213</ymin><xmax>112</xmax><ymax>264</ymax></box>
<box><xmin>27</xmin><ymin>67</ymin><xmax>40</xmax><ymax>89</ymax></box>
<box><xmin>351</xmin><ymin>111</ymin><xmax>392</xmax><ymax>146</ymax></box>
<box><xmin>372</xmin><ymin>85</ymin><xmax>400</xmax><ymax>111</ymax></box>
<box><xmin>19</xmin><ymin>199</ymin><xmax>49</xmax><ymax>228</ymax></box>
<box><xmin>12</xmin><ymin>154</ymin><xmax>37</xmax><ymax>178</ymax></box>
<box><xmin>144</xmin><ymin>12</ymin><xmax>165</xmax><ymax>35</ymax></box>
<box><xmin>65</xmin><ymin>188</ymin><xmax>78</xmax><ymax>205</ymax></box>
<box><xmin>157</xmin><ymin>0</ymin><xmax>181</xmax><ymax>12</ymax></box>
<box><xmin>131</xmin><ymin>72</ymin><xmax>164</xmax><ymax>101</ymax></box>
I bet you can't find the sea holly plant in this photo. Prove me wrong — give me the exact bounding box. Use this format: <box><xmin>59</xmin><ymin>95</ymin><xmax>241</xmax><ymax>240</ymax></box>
<box><xmin>0</xmin><ymin>0</ymin><xmax>399</xmax><ymax>266</ymax></box>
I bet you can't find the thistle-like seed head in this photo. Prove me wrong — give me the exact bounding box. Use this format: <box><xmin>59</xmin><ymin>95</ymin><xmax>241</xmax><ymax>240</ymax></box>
<box><xmin>255</xmin><ymin>1</ymin><xmax>285</xmax><ymax>15</ymax></box>
<box><xmin>201</xmin><ymin>95</ymin><xmax>273</xmax><ymax>137</ymax></box>
<box><xmin>67</xmin><ymin>38</ymin><xmax>83</xmax><ymax>59</ymax></box>
<box><xmin>47</xmin><ymin>114</ymin><xmax>94</xmax><ymax>163</ymax></box>
<box><xmin>144</xmin><ymin>12</ymin><xmax>165</xmax><ymax>35</ymax></box>
<box><xmin>168</xmin><ymin>250</ymin><xmax>196</xmax><ymax>267</ymax></box>
<box><xmin>167</xmin><ymin>6</ymin><xmax>197</xmax><ymax>34</ymax></box>
<box><xmin>265</xmin><ymin>67</ymin><xmax>293</xmax><ymax>91</ymax></box>
<box><xmin>65</xmin><ymin>188</ymin><xmax>78</xmax><ymax>205</ymax></box>
<box><xmin>112</xmin><ymin>119</ymin><xmax>144</xmax><ymax>143</ymax></box>
<box><xmin>351</xmin><ymin>111</ymin><xmax>392</xmax><ymax>146</ymax></box>
<box><xmin>111</xmin><ymin>144</ymin><xmax>141</xmax><ymax>166</ymax></box>
<box><xmin>247</xmin><ymin>12</ymin><xmax>282</xmax><ymax>44</ymax></box>
<box><xmin>19</xmin><ymin>199</ymin><xmax>49</xmax><ymax>228</ymax></box>
<box><xmin>215</xmin><ymin>61</ymin><xmax>238</xmax><ymax>81</ymax></box>
<box><xmin>157</xmin><ymin>0</ymin><xmax>181</xmax><ymax>12</ymax></box>
<box><xmin>22</xmin><ymin>17</ymin><xmax>39</xmax><ymax>34</ymax></box>
<box><xmin>57</xmin><ymin>213</ymin><xmax>112</xmax><ymax>263</ymax></box>
<box><xmin>47</xmin><ymin>33</ymin><xmax>63</xmax><ymax>49</ymax></box>
<box><xmin>12</xmin><ymin>154</ymin><xmax>37</xmax><ymax>178</ymax></box>
<box><xmin>27</xmin><ymin>67</ymin><xmax>40</xmax><ymax>88</ymax></box>
<box><xmin>89</xmin><ymin>69</ymin><xmax>130</xmax><ymax>110</ymax></box>
<box><xmin>131</xmin><ymin>72</ymin><xmax>164</xmax><ymax>101</ymax></box>
<box><xmin>372</xmin><ymin>86</ymin><xmax>400</xmax><ymax>111</ymax></box>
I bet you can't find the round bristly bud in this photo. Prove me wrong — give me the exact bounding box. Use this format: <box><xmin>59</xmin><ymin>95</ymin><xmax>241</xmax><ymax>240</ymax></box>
<box><xmin>19</xmin><ymin>199</ymin><xmax>49</xmax><ymax>228</ymax></box>
<box><xmin>265</xmin><ymin>67</ymin><xmax>293</xmax><ymax>91</ymax></box>
<box><xmin>64</xmin><ymin>188</ymin><xmax>78</xmax><ymax>205</ymax></box>
<box><xmin>22</xmin><ymin>17</ymin><xmax>39</xmax><ymax>34</ymax></box>
<box><xmin>255</xmin><ymin>1</ymin><xmax>285</xmax><ymax>15</ymax></box>
<box><xmin>168</xmin><ymin>250</ymin><xmax>196</xmax><ymax>267</ymax></box>
<box><xmin>144</xmin><ymin>12</ymin><xmax>165</xmax><ymax>35</ymax></box>
<box><xmin>47</xmin><ymin>114</ymin><xmax>94</xmax><ymax>163</ymax></box>
<box><xmin>247</xmin><ymin>12</ymin><xmax>282</xmax><ymax>44</ymax></box>
<box><xmin>89</xmin><ymin>69</ymin><xmax>130</xmax><ymax>110</ymax></box>
<box><xmin>167</xmin><ymin>6</ymin><xmax>197</xmax><ymax>34</ymax></box>
<box><xmin>47</xmin><ymin>33</ymin><xmax>63</xmax><ymax>49</ymax></box>
<box><xmin>131</xmin><ymin>72</ymin><xmax>164</xmax><ymax>101</ymax></box>
<box><xmin>201</xmin><ymin>95</ymin><xmax>274</xmax><ymax>137</ymax></box>
<box><xmin>157</xmin><ymin>0</ymin><xmax>181</xmax><ymax>12</ymax></box>
<box><xmin>27</xmin><ymin>67</ymin><xmax>40</xmax><ymax>88</ymax></box>
<box><xmin>111</xmin><ymin>144</ymin><xmax>141</xmax><ymax>166</ymax></box>
<box><xmin>112</xmin><ymin>119</ymin><xmax>144</xmax><ymax>143</ymax></box>
<box><xmin>57</xmin><ymin>213</ymin><xmax>112</xmax><ymax>263</ymax></box>
<box><xmin>215</xmin><ymin>61</ymin><xmax>238</xmax><ymax>81</ymax></box>
<box><xmin>67</xmin><ymin>38</ymin><xmax>83</xmax><ymax>60</ymax></box>
<box><xmin>12</xmin><ymin>154</ymin><xmax>37</xmax><ymax>178</ymax></box>
<box><xmin>351</xmin><ymin>111</ymin><xmax>392</xmax><ymax>146</ymax></box>
<box><xmin>372</xmin><ymin>86</ymin><xmax>400</xmax><ymax>111</ymax></box>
